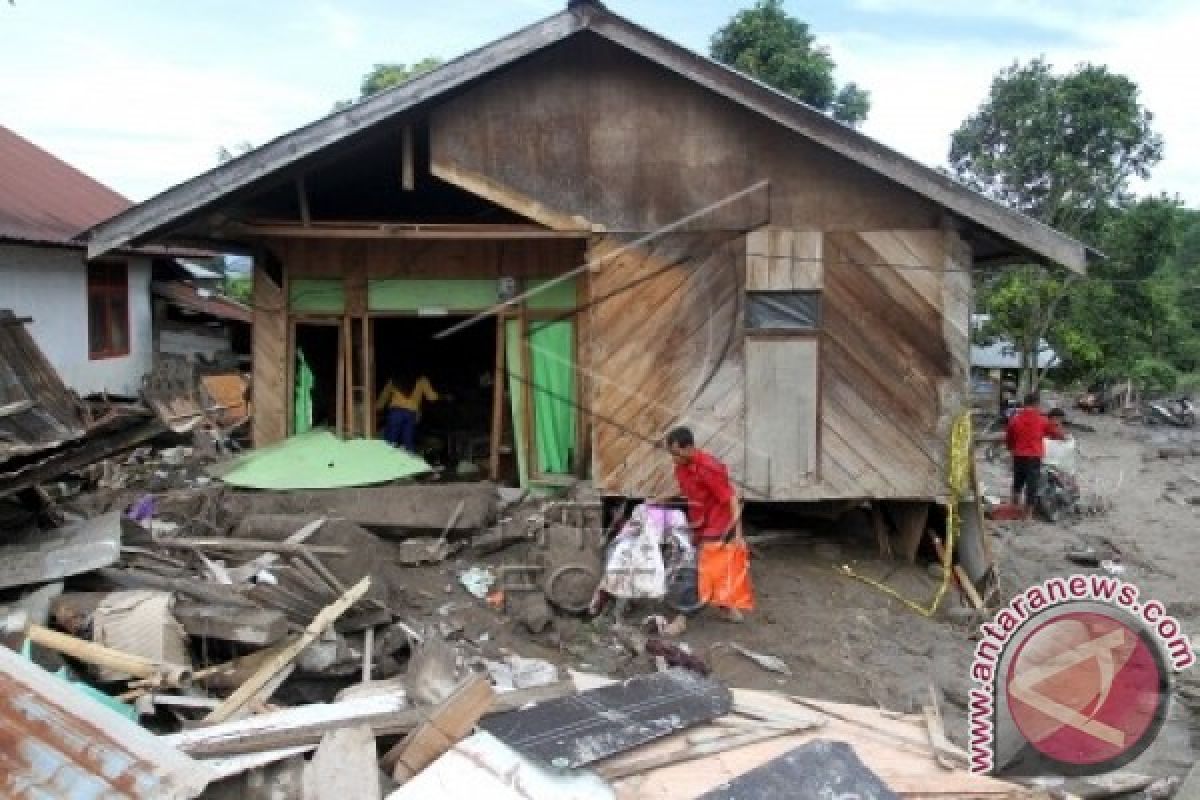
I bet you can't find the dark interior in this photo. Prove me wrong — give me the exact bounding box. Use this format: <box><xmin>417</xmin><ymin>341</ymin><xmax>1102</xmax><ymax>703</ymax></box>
<box><xmin>294</xmin><ymin>323</ymin><xmax>340</xmax><ymax>429</ymax></box>
<box><xmin>372</xmin><ymin>316</ymin><xmax>498</xmax><ymax>470</ymax></box>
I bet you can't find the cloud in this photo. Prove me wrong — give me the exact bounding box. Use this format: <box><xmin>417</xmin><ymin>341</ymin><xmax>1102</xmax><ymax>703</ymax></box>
<box><xmin>0</xmin><ymin>34</ymin><xmax>327</xmax><ymax>201</ymax></box>
<box><xmin>829</xmin><ymin>1</ymin><xmax>1200</xmax><ymax>205</ymax></box>
<box><xmin>312</xmin><ymin>3</ymin><xmax>365</xmax><ymax>49</ymax></box>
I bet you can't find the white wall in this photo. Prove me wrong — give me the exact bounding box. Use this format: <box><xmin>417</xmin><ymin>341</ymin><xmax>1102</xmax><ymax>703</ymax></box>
<box><xmin>159</xmin><ymin>327</ymin><xmax>232</xmax><ymax>362</ymax></box>
<box><xmin>0</xmin><ymin>243</ymin><xmax>153</xmax><ymax>396</ymax></box>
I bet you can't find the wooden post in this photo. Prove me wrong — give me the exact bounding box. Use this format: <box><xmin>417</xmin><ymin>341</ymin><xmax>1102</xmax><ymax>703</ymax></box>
<box><xmin>296</xmin><ymin>177</ymin><xmax>311</xmax><ymax>227</ymax></box>
<box><xmin>489</xmin><ymin>313</ymin><xmax>506</xmax><ymax>481</ymax></box>
<box><xmin>362</xmin><ymin>316</ymin><xmax>374</xmax><ymax>438</ymax></box>
<box><xmin>336</xmin><ymin>320</ymin><xmax>346</xmax><ymax>435</ymax></box>
<box><xmin>401</xmin><ymin>125</ymin><xmax>415</xmax><ymax>191</ymax></box>
<box><xmin>342</xmin><ymin>316</ymin><xmax>354</xmax><ymax>437</ymax></box>
<box><xmin>519</xmin><ymin>305</ymin><xmax>537</xmax><ymax>479</ymax></box>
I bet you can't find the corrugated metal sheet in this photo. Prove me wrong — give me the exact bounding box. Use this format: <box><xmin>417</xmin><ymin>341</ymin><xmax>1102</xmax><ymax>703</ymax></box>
<box><xmin>0</xmin><ymin>644</ymin><xmax>213</xmax><ymax>799</ymax></box>
<box><xmin>0</xmin><ymin>126</ymin><xmax>131</xmax><ymax>246</ymax></box>
<box><xmin>152</xmin><ymin>281</ymin><xmax>253</xmax><ymax>324</ymax></box>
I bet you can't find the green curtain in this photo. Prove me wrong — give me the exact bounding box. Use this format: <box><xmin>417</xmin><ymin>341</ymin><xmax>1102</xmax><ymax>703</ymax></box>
<box><xmin>505</xmin><ymin>321</ymin><xmax>528</xmax><ymax>486</ymax></box>
<box><xmin>505</xmin><ymin>320</ymin><xmax>577</xmax><ymax>483</ymax></box>
<box><xmin>294</xmin><ymin>348</ymin><xmax>314</xmax><ymax>435</ymax></box>
<box><xmin>529</xmin><ymin>320</ymin><xmax>576</xmax><ymax>474</ymax></box>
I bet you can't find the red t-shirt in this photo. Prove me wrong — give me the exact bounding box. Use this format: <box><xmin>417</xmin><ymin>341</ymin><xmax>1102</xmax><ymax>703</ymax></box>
<box><xmin>1006</xmin><ymin>408</ymin><xmax>1065</xmax><ymax>458</ymax></box>
<box><xmin>674</xmin><ymin>450</ymin><xmax>735</xmax><ymax>540</ymax></box>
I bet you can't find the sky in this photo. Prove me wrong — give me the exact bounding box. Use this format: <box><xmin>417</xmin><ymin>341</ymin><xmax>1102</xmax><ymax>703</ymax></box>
<box><xmin>1</xmin><ymin>0</ymin><xmax>1196</xmax><ymax>206</ymax></box>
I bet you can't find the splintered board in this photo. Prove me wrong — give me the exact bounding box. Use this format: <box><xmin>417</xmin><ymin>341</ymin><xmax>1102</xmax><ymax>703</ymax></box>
<box><xmin>698</xmin><ymin>740</ymin><xmax>899</xmax><ymax>800</ymax></box>
<box><xmin>480</xmin><ymin>669</ymin><xmax>731</xmax><ymax>769</ymax></box>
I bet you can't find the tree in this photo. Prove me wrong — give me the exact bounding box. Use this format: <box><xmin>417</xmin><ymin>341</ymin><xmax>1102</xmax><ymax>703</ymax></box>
<box><xmin>333</xmin><ymin>58</ymin><xmax>443</xmax><ymax>110</ymax></box>
<box><xmin>951</xmin><ymin>59</ymin><xmax>1162</xmax><ymax>391</ymax></box>
<box><xmin>711</xmin><ymin>0</ymin><xmax>869</xmax><ymax>126</ymax></box>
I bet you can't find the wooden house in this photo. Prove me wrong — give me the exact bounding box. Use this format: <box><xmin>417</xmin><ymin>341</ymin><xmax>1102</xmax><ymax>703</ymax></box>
<box><xmin>85</xmin><ymin>1</ymin><xmax>1091</xmax><ymax>513</ymax></box>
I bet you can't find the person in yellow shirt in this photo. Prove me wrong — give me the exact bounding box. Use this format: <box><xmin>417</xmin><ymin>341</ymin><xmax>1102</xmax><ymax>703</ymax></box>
<box><xmin>376</xmin><ymin>373</ymin><xmax>439</xmax><ymax>451</ymax></box>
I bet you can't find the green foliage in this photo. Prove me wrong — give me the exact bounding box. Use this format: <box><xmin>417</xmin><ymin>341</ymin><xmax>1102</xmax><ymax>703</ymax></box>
<box><xmin>224</xmin><ymin>274</ymin><xmax>253</xmax><ymax>304</ymax></box>
<box><xmin>950</xmin><ymin>59</ymin><xmax>1162</xmax><ymax>235</ymax></box>
<box><xmin>333</xmin><ymin>58</ymin><xmax>444</xmax><ymax>110</ymax></box>
<box><xmin>711</xmin><ymin>0</ymin><xmax>869</xmax><ymax>126</ymax></box>
<box><xmin>952</xmin><ymin>58</ymin><xmax>1175</xmax><ymax>391</ymax></box>
<box><xmin>1131</xmin><ymin>358</ymin><xmax>1180</xmax><ymax>393</ymax></box>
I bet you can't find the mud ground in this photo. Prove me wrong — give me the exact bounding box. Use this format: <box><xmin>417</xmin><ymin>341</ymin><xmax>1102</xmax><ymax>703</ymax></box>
<box><xmin>393</xmin><ymin>412</ymin><xmax>1197</xmax><ymax>786</ymax></box>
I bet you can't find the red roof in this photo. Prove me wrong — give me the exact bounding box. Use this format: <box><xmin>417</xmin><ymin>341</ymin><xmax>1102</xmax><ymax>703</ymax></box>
<box><xmin>0</xmin><ymin>125</ymin><xmax>131</xmax><ymax>246</ymax></box>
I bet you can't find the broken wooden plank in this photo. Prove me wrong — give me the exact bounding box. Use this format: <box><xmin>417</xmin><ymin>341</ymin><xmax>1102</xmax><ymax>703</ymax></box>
<box><xmin>382</xmin><ymin>673</ymin><xmax>495</xmax><ymax>783</ymax></box>
<box><xmin>167</xmin><ymin>694</ymin><xmax>416</xmax><ymax>756</ymax></box>
<box><xmin>97</xmin><ymin>567</ymin><xmax>260</xmax><ymax>609</ymax></box>
<box><xmin>0</xmin><ymin>511</ymin><xmax>121</xmax><ymax>589</ymax></box>
<box><xmin>953</xmin><ymin>565</ymin><xmax>986</xmax><ymax>611</ymax></box>
<box><xmin>205</xmin><ymin>578</ymin><xmax>370</xmax><ymax>724</ymax></box>
<box><xmin>14</xmin><ymin>619</ymin><xmax>191</xmax><ymax>687</ymax></box>
<box><xmin>596</xmin><ymin>725</ymin><xmax>797</xmax><ymax>781</ymax></box>
<box><xmin>922</xmin><ymin>685</ymin><xmax>966</xmax><ymax>769</ymax></box>
<box><xmin>304</xmin><ymin>725</ymin><xmax>383</xmax><ymax>800</ymax></box>
<box><xmin>151</xmin><ymin>538</ymin><xmax>349</xmax><ymax>556</ymax></box>
<box><xmin>174</xmin><ymin>605</ymin><xmax>291</xmax><ymax>646</ymax></box>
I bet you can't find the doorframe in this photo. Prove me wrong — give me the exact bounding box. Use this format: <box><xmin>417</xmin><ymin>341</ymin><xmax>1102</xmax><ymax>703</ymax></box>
<box><xmin>289</xmin><ymin>316</ymin><xmax>346</xmax><ymax>436</ymax></box>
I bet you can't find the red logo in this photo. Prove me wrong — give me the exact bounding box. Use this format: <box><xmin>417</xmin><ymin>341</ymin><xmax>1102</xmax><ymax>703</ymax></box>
<box><xmin>1004</xmin><ymin>610</ymin><xmax>1168</xmax><ymax>772</ymax></box>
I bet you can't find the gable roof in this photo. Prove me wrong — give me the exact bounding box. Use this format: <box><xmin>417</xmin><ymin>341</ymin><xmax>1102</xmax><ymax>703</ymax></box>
<box><xmin>0</xmin><ymin>125</ymin><xmax>131</xmax><ymax>247</ymax></box>
<box><xmin>84</xmin><ymin>2</ymin><xmax>1092</xmax><ymax>273</ymax></box>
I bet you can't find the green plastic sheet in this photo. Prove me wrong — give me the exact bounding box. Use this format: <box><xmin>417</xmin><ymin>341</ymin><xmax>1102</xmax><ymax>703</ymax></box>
<box><xmin>216</xmin><ymin>431</ymin><xmax>431</xmax><ymax>490</ymax></box>
<box><xmin>505</xmin><ymin>320</ymin><xmax>529</xmax><ymax>487</ymax></box>
<box><xmin>294</xmin><ymin>349</ymin><xmax>314</xmax><ymax>435</ymax></box>
<box><xmin>530</xmin><ymin>321</ymin><xmax>576</xmax><ymax>474</ymax></box>
<box><xmin>507</xmin><ymin>320</ymin><xmax>576</xmax><ymax>483</ymax></box>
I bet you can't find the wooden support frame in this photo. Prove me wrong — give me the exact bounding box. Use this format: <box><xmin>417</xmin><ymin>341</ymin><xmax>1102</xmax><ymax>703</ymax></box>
<box><xmin>231</xmin><ymin>221</ymin><xmax>589</xmax><ymax>240</ymax></box>
<box><xmin>289</xmin><ymin>317</ymin><xmax>345</xmax><ymax>437</ymax></box>
<box><xmin>489</xmin><ymin>313</ymin><xmax>506</xmax><ymax>481</ymax></box>
<box><xmin>295</xmin><ymin>177</ymin><xmax>311</xmax><ymax>227</ymax></box>
<box><xmin>401</xmin><ymin>125</ymin><xmax>416</xmax><ymax>191</ymax></box>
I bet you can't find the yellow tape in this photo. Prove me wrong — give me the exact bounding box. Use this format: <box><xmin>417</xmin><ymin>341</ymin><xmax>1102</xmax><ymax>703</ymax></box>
<box><xmin>839</xmin><ymin>411</ymin><xmax>973</xmax><ymax>616</ymax></box>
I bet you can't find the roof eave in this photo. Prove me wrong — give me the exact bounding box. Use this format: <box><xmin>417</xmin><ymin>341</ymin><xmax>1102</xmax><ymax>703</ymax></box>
<box><xmin>84</xmin><ymin>7</ymin><xmax>586</xmax><ymax>261</ymax></box>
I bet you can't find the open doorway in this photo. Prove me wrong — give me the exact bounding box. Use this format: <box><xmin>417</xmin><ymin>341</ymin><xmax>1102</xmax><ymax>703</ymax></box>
<box><xmin>294</xmin><ymin>321</ymin><xmax>341</xmax><ymax>432</ymax></box>
<box><xmin>372</xmin><ymin>316</ymin><xmax>500</xmax><ymax>477</ymax></box>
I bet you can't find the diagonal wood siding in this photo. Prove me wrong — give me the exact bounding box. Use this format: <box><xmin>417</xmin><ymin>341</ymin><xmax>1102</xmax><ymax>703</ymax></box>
<box><xmin>588</xmin><ymin>232</ymin><xmax>744</xmax><ymax>497</ymax></box>
<box><xmin>589</xmin><ymin>228</ymin><xmax>970</xmax><ymax>501</ymax></box>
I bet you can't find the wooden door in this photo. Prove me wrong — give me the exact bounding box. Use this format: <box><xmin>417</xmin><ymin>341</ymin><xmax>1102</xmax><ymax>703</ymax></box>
<box><xmin>744</xmin><ymin>337</ymin><xmax>818</xmax><ymax>498</ymax></box>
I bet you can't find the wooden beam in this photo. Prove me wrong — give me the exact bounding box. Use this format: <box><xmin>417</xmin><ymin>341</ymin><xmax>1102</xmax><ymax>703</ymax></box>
<box><xmin>489</xmin><ymin>313</ymin><xmax>506</xmax><ymax>481</ymax></box>
<box><xmin>295</xmin><ymin>177</ymin><xmax>311</xmax><ymax>227</ymax></box>
<box><xmin>431</xmin><ymin>159</ymin><xmax>595</xmax><ymax>232</ymax></box>
<box><xmin>401</xmin><ymin>125</ymin><xmax>415</xmax><ymax>191</ymax></box>
<box><xmin>230</xmin><ymin>221</ymin><xmax>589</xmax><ymax>240</ymax></box>
<box><xmin>205</xmin><ymin>577</ymin><xmax>370</xmax><ymax>724</ymax></box>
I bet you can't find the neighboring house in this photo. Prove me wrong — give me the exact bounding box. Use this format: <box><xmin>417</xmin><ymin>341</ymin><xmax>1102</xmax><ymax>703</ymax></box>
<box><xmin>970</xmin><ymin>314</ymin><xmax>1059</xmax><ymax>373</ymax></box>
<box><xmin>0</xmin><ymin>125</ymin><xmax>153</xmax><ymax>396</ymax></box>
<box><xmin>0</xmin><ymin>126</ymin><xmax>249</xmax><ymax>397</ymax></box>
<box><xmin>86</xmin><ymin>1</ymin><xmax>1093</xmax><ymax>515</ymax></box>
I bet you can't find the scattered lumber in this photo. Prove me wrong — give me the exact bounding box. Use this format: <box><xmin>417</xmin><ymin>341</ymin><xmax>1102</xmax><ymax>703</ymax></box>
<box><xmin>205</xmin><ymin>577</ymin><xmax>370</xmax><ymax>723</ymax></box>
<box><xmin>173</xmin><ymin>604</ymin><xmax>290</xmax><ymax>646</ymax></box>
<box><xmin>382</xmin><ymin>672</ymin><xmax>495</xmax><ymax>783</ymax></box>
<box><xmin>151</xmin><ymin>537</ymin><xmax>349</xmax><ymax>556</ymax></box>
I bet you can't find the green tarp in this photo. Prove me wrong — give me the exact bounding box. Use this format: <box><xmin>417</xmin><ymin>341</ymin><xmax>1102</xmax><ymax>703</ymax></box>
<box><xmin>368</xmin><ymin>279</ymin><xmax>498</xmax><ymax>312</ymax></box>
<box><xmin>294</xmin><ymin>349</ymin><xmax>314</xmax><ymax>435</ymax></box>
<box><xmin>530</xmin><ymin>320</ymin><xmax>576</xmax><ymax>474</ymax></box>
<box><xmin>506</xmin><ymin>320</ymin><xmax>576</xmax><ymax>483</ymax></box>
<box><xmin>215</xmin><ymin>431</ymin><xmax>431</xmax><ymax>490</ymax></box>
<box><xmin>290</xmin><ymin>279</ymin><xmax>345</xmax><ymax>313</ymax></box>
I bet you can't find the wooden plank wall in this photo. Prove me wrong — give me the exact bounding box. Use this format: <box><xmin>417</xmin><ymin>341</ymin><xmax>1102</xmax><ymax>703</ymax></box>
<box><xmin>252</xmin><ymin>267</ymin><xmax>288</xmax><ymax>446</ymax></box>
<box><xmin>815</xmin><ymin>229</ymin><xmax>959</xmax><ymax>500</ymax></box>
<box><xmin>272</xmin><ymin>238</ymin><xmax>583</xmax><ymax>281</ymax></box>
<box><xmin>588</xmin><ymin>232</ymin><xmax>744</xmax><ymax>497</ymax></box>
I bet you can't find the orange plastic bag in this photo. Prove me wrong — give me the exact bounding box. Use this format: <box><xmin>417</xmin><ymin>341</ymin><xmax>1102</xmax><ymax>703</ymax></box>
<box><xmin>697</xmin><ymin>539</ymin><xmax>755</xmax><ymax>611</ymax></box>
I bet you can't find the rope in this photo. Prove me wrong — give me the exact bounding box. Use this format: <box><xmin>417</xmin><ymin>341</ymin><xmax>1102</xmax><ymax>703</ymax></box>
<box><xmin>839</xmin><ymin>411</ymin><xmax>974</xmax><ymax>616</ymax></box>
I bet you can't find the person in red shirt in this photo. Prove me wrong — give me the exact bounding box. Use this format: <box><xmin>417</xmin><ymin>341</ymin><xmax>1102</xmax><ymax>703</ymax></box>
<box><xmin>662</xmin><ymin>427</ymin><xmax>754</xmax><ymax>622</ymax></box>
<box><xmin>1006</xmin><ymin>393</ymin><xmax>1067</xmax><ymax>516</ymax></box>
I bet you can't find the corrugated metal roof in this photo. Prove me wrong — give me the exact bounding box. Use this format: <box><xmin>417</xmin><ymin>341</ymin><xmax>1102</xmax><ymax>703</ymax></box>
<box><xmin>152</xmin><ymin>281</ymin><xmax>253</xmax><ymax>324</ymax></box>
<box><xmin>0</xmin><ymin>644</ymin><xmax>213</xmax><ymax>799</ymax></box>
<box><xmin>0</xmin><ymin>126</ymin><xmax>131</xmax><ymax>246</ymax></box>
